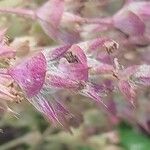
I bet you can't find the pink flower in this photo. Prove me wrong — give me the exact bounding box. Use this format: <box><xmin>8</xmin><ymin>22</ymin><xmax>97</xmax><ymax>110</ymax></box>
<box><xmin>35</xmin><ymin>0</ymin><xmax>65</xmax><ymax>42</ymax></box>
<box><xmin>128</xmin><ymin>1</ymin><xmax>150</xmax><ymax>21</ymax></box>
<box><xmin>7</xmin><ymin>49</ymin><xmax>81</xmax><ymax>130</ymax></box>
<box><xmin>3</xmin><ymin>42</ymin><xmax>85</xmax><ymax>130</ymax></box>
<box><xmin>0</xmin><ymin>0</ymin><xmax>150</xmax><ymax>133</ymax></box>
<box><xmin>0</xmin><ymin>0</ymin><xmax>80</xmax><ymax>44</ymax></box>
<box><xmin>5</xmin><ymin>38</ymin><xmax>118</xmax><ymax>129</ymax></box>
<box><xmin>110</xmin><ymin>59</ymin><xmax>138</xmax><ymax>106</ymax></box>
<box><xmin>8</xmin><ymin>53</ymin><xmax>47</xmax><ymax>98</ymax></box>
<box><xmin>113</xmin><ymin>10</ymin><xmax>145</xmax><ymax>36</ymax></box>
<box><xmin>58</xmin><ymin>45</ymin><xmax>88</xmax><ymax>81</ymax></box>
<box><xmin>113</xmin><ymin>1</ymin><xmax>150</xmax><ymax>45</ymax></box>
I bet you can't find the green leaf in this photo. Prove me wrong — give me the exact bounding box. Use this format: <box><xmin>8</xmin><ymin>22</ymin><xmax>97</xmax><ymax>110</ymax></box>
<box><xmin>119</xmin><ymin>122</ymin><xmax>150</xmax><ymax>150</ymax></box>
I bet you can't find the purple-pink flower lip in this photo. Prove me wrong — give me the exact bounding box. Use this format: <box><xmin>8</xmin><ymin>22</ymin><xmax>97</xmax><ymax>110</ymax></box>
<box><xmin>8</xmin><ymin>52</ymin><xmax>47</xmax><ymax>98</ymax></box>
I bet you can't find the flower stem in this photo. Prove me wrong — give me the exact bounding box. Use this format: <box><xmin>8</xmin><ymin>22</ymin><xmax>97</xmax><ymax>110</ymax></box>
<box><xmin>63</xmin><ymin>12</ymin><xmax>113</xmax><ymax>26</ymax></box>
<box><xmin>0</xmin><ymin>7</ymin><xmax>36</xmax><ymax>20</ymax></box>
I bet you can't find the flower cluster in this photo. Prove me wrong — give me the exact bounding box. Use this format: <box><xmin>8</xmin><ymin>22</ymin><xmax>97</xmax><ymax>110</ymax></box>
<box><xmin>0</xmin><ymin>0</ymin><xmax>150</xmax><ymax>132</ymax></box>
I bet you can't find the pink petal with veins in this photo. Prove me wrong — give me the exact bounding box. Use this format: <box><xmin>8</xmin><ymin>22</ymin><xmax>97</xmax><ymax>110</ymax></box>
<box><xmin>118</xmin><ymin>80</ymin><xmax>136</xmax><ymax>105</ymax></box>
<box><xmin>69</xmin><ymin>45</ymin><xmax>87</xmax><ymax>65</ymax></box>
<box><xmin>113</xmin><ymin>10</ymin><xmax>145</xmax><ymax>36</ymax></box>
<box><xmin>46</xmin><ymin>73</ymin><xmax>82</xmax><ymax>90</ymax></box>
<box><xmin>58</xmin><ymin>45</ymin><xmax>88</xmax><ymax>81</ymax></box>
<box><xmin>36</xmin><ymin>0</ymin><xmax>64</xmax><ymax>28</ymax></box>
<box><xmin>48</xmin><ymin>45</ymin><xmax>72</xmax><ymax>61</ymax></box>
<box><xmin>36</xmin><ymin>0</ymin><xmax>64</xmax><ymax>41</ymax></box>
<box><xmin>81</xmin><ymin>83</ymin><xmax>108</xmax><ymax>110</ymax></box>
<box><xmin>97</xmin><ymin>51</ymin><xmax>112</xmax><ymax>64</ymax></box>
<box><xmin>88</xmin><ymin>37</ymin><xmax>109</xmax><ymax>52</ymax></box>
<box><xmin>30</xmin><ymin>95</ymin><xmax>80</xmax><ymax>132</ymax></box>
<box><xmin>59</xmin><ymin>62</ymin><xmax>88</xmax><ymax>81</ymax></box>
<box><xmin>128</xmin><ymin>1</ymin><xmax>150</xmax><ymax>21</ymax></box>
<box><xmin>8</xmin><ymin>52</ymin><xmax>46</xmax><ymax>97</ymax></box>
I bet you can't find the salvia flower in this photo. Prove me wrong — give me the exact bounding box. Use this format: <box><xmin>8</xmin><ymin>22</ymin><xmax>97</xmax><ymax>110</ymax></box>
<box><xmin>0</xmin><ymin>0</ymin><xmax>149</xmax><ymax>46</ymax></box>
<box><xmin>0</xmin><ymin>30</ymin><xmax>150</xmax><ymax>130</ymax></box>
<box><xmin>0</xmin><ymin>38</ymin><xmax>106</xmax><ymax>130</ymax></box>
<box><xmin>0</xmin><ymin>0</ymin><xmax>149</xmax><ymax>132</ymax></box>
<box><xmin>0</xmin><ymin>0</ymin><xmax>81</xmax><ymax>44</ymax></box>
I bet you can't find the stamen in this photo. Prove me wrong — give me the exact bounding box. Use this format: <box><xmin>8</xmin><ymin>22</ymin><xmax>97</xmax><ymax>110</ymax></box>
<box><xmin>104</xmin><ymin>41</ymin><xmax>119</xmax><ymax>54</ymax></box>
<box><xmin>8</xmin><ymin>82</ymin><xmax>24</xmax><ymax>103</ymax></box>
<box><xmin>64</xmin><ymin>51</ymin><xmax>79</xmax><ymax>63</ymax></box>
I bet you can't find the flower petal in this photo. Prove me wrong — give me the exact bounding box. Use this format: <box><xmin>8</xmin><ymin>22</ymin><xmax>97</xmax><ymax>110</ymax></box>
<box><xmin>36</xmin><ymin>0</ymin><xmax>64</xmax><ymax>41</ymax></box>
<box><xmin>58</xmin><ymin>45</ymin><xmax>88</xmax><ymax>81</ymax></box>
<box><xmin>113</xmin><ymin>10</ymin><xmax>145</xmax><ymax>36</ymax></box>
<box><xmin>69</xmin><ymin>45</ymin><xmax>87</xmax><ymax>65</ymax></box>
<box><xmin>80</xmin><ymin>82</ymin><xmax>108</xmax><ymax>109</ymax></box>
<box><xmin>46</xmin><ymin>73</ymin><xmax>82</xmax><ymax>90</ymax></box>
<box><xmin>118</xmin><ymin>80</ymin><xmax>136</xmax><ymax>106</ymax></box>
<box><xmin>128</xmin><ymin>1</ymin><xmax>150</xmax><ymax>21</ymax></box>
<box><xmin>46</xmin><ymin>45</ymin><xmax>72</xmax><ymax>61</ymax></box>
<box><xmin>29</xmin><ymin>95</ymin><xmax>80</xmax><ymax>132</ymax></box>
<box><xmin>8</xmin><ymin>52</ymin><xmax>47</xmax><ymax>97</ymax></box>
<box><xmin>59</xmin><ymin>62</ymin><xmax>88</xmax><ymax>81</ymax></box>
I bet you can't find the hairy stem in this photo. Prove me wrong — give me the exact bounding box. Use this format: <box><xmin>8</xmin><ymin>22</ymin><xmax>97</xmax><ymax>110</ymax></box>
<box><xmin>0</xmin><ymin>7</ymin><xmax>36</xmax><ymax>20</ymax></box>
<box><xmin>63</xmin><ymin>12</ymin><xmax>113</xmax><ymax>26</ymax></box>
